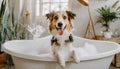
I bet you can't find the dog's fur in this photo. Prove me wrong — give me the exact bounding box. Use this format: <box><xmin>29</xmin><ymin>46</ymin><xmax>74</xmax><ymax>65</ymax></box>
<box><xmin>46</xmin><ymin>11</ymin><xmax>80</xmax><ymax>68</ymax></box>
<box><xmin>45</xmin><ymin>0</ymin><xmax>90</xmax><ymax>68</ymax></box>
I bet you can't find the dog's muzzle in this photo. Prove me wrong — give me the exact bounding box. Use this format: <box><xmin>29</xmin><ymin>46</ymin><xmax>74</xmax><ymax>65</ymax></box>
<box><xmin>55</xmin><ymin>24</ymin><xmax>66</xmax><ymax>36</ymax></box>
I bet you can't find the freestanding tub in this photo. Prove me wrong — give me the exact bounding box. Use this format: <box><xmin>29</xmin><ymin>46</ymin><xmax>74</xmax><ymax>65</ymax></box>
<box><xmin>2</xmin><ymin>36</ymin><xmax>120</xmax><ymax>69</ymax></box>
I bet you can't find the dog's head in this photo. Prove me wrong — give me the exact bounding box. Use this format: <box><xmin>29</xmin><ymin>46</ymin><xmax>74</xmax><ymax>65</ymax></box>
<box><xmin>46</xmin><ymin>11</ymin><xmax>76</xmax><ymax>36</ymax></box>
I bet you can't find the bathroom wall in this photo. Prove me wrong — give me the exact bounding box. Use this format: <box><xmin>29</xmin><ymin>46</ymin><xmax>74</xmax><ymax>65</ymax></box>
<box><xmin>69</xmin><ymin>0</ymin><xmax>120</xmax><ymax>37</ymax></box>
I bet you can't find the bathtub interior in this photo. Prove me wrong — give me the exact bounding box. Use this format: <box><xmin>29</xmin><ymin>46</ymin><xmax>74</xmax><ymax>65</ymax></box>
<box><xmin>73</xmin><ymin>36</ymin><xmax>119</xmax><ymax>53</ymax></box>
<box><xmin>2</xmin><ymin>35</ymin><xmax>120</xmax><ymax>61</ymax></box>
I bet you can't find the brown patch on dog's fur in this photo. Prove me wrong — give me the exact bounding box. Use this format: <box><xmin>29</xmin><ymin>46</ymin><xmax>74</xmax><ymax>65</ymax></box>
<box><xmin>46</xmin><ymin>11</ymin><xmax>55</xmax><ymax>21</ymax></box>
<box><xmin>66</xmin><ymin>11</ymin><xmax>76</xmax><ymax>32</ymax></box>
<box><xmin>53</xmin><ymin>42</ymin><xmax>61</xmax><ymax>46</ymax></box>
<box><xmin>46</xmin><ymin>12</ymin><xmax>59</xmax><ymax>31</ymax></box>
<box><xmin>65</xmin><ymin>34</ymin><xmax>73</xmax><ymax>43</ymax></box>
<box><xmin>66</xmin><ymin>21</ymin><xmax>73</xmax><ymax>32</ymax></box>
<box><xmin>46</xmin><ymin>11</ymin><xmax>56</xmax><ymax>31</ymax></box>
<box><xmin>66</xmin><ymin>11</ymin><xmax>76</xmax><ymax>20</ymax></box>
<box><xmin>51</xmin><ymin>36</ymin><xmax>61</xmax><ymax>46</ymax></box>
<box><xmin>49</xmin><ymin>22</ymin><xmax>56</xmax><ymax>31</ymax></box>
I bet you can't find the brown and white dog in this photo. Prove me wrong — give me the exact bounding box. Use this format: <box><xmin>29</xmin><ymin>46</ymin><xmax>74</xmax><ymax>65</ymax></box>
<box><xmin>46</xmin><ymin>11</ymin><xmax>80</xmax><ymax>68</ymax></box>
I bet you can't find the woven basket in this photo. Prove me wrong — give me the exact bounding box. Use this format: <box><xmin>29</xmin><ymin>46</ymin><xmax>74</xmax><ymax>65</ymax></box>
<box><xmin>112</xmin><ymin>53</ymin><xmax>120</xmax><ymax>67</ymax></box>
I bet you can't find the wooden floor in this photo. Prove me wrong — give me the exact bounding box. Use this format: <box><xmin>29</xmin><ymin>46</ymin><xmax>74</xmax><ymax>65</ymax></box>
<box><xmin>0</xmin><ymin>64</ymin><xmax>119</xmax><ymax>69</ymax></box>
<box><xmin>109</xmin><ymin>65</ymin><xmax>120</xmax><ymax>69</ymax></box>
<box><xmin>0</xmin><ymin>64</ymin><xmax>5</xmax><ymax>69</ymax></box>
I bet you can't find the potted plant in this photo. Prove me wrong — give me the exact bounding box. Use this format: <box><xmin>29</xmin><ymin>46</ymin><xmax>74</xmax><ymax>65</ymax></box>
<box><xmin>0</xmin><ymin>0</ymin><xmax>31</xmax><ymax>67</ymax></box>
<box><xmin>97</xmin><ymin>0</ymin><xmax>120</xmax><ymax>38</ymax></box>
<box><xmin>0</xmin><ymin>0</ymin><xmax>6</xmax><ymax>65</ymax></box>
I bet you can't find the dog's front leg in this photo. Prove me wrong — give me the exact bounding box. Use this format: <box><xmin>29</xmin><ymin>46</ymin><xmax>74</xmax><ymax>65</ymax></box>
<box><xmin>72</xmin><ymin>50</ymin><xmax>80</xmax><ymax>63</ymax></box>
<box><xmin>57</xmin><ymin>53</ymin><xmax>65</xmax><ymax>68</ymax></box>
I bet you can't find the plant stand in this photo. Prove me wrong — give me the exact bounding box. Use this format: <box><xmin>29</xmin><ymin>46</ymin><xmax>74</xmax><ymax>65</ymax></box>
<box><xmin>84</xmin><ymin>6</ymin><xmax>96</xmax><ymax>39</ymax></box>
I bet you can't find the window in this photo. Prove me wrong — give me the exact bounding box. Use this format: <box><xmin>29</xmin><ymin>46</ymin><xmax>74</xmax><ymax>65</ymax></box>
<box><xmin>36</xmin><ymin>0</ymin><xmax>68</xmax><ymax>16</ymax></box>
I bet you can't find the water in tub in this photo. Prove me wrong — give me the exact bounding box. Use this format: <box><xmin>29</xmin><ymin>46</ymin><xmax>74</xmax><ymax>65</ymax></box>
<box><xmin>27</xmin><ymin>42</ymin><xmax>98</xmax><ymax>60</ymax></box>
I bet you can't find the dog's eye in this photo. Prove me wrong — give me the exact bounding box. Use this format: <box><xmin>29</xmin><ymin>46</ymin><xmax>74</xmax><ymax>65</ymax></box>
<box><xmin>63</xmin><ymin>16</ymin><xmax>67</xmax><ymax>20</ymax></box>
<box><xmin>54</xmin><ymin>16</ymin><xmax>58</xmax><ymax>20</ymax></box>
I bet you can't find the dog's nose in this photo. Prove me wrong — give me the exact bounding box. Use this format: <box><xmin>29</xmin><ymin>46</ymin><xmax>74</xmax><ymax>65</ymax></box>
<box><xmin>58</xmin><ymin>22</ymin><xmax>63</xmax><ymax>27</ymax></box>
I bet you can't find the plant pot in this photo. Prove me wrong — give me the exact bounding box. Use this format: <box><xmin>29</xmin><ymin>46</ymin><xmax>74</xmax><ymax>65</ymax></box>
<box><xmin>103</xmin><ymin>31</ymin><xmax>112</xmax><ymax>38</ymax></box>
<box><xmin>0</xmin><ymin>52</ymin><xmax>6</xmax><ymax>64</ymax></box>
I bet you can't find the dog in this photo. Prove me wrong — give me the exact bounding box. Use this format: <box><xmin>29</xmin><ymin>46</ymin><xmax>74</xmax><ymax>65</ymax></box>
<box><xmin>46</xmin><ymin>11</ymin><xmax>80</xmax><ymax>68</ymax></box>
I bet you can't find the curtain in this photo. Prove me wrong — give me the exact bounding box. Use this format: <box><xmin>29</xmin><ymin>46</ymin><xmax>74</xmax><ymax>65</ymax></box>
<box><xmin>7</xmin><ymin>0</ymin><xmax>46</xmax><ymax>39</ymax></box>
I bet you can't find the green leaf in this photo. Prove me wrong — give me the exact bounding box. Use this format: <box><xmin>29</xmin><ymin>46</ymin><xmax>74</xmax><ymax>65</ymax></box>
<box><xmin>112</xmin><ymin>0</ymin><xmax>119</xmax><ymax>8</ymax></box>
<box><xmin>96</xmin><ymin>3</ymin><xmax>120</xmax><ymax>28</ymax></box>
<box><xmin>0</xmin><ymin>0</ymin><xmax>6</xmax><ymax>18</ymax></box>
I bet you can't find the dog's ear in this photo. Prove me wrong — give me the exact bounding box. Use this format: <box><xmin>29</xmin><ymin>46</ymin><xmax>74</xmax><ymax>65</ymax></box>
<box><xmin>66</xmin><ymin>11</ymin><xmax>76</xmax><ymax>20</ymax></box>
<box><xmin>46</xmin><ymin>13</ymin><xmax>50</xmax><ymax>19</ymax></box>
<box><xmin>45</xmin><ymin>11</ymin><xmax>55</xmax><ymax>20</ymax></box>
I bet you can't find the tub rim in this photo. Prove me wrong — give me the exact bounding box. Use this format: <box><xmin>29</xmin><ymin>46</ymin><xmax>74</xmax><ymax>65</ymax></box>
<box><xmin>2</xmin><ymin>35</ymin><xmax>120</xmax><ymax>62</ymax></box>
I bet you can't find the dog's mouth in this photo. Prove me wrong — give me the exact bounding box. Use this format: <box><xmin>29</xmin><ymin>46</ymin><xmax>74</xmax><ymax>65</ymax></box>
<box><xmin>55</xmin><ymin>25</ymin><xmax>66</xmax><ymax>36</ymax></box>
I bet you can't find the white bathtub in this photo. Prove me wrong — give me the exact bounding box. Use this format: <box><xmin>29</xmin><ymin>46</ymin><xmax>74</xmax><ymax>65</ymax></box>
<box><xmin>2</xmin><ymin>36</ymin><xmax>120</xmax><ymax>69</ymax></box>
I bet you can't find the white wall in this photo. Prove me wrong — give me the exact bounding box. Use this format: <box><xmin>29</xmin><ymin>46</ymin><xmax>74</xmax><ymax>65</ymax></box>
<box><xmin>69</xmin><ymin>0</ymin><xmax>120</xmax><ymax>37</ymax></box>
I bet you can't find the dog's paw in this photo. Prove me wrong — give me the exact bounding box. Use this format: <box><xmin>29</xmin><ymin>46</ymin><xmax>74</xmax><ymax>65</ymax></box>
<box><xmin>75</xmin><ymin>58</ymin><xmax>80</xmax><ymax>64</ymax></box>
<box><xmin>60</xmin><ymin>62</ymin><xmax>65</xmax><ymax>68</ymax></box>
<box><xmin>72</xmin><ymin>50</ymin><xmax>80</xmax><ymax>64</ymax></box>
